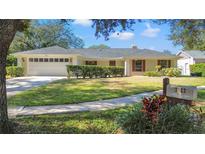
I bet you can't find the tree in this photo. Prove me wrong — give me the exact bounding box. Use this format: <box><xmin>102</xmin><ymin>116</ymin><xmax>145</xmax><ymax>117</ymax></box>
<box><xmin>88</xmin><ymin>44</ymin><xmax>110</xmax><ymax>49</ymax></box>
<box><xmin>0</xmin><ymin>19</ymin><xmax>135</xmax><ymax>133</ymax></box>
<box><xmin>155</xmin><ymin>19</ymin><xmax>205</xmax><ymax>50</ymax></box>
<box><xmin>91</xmin><ymin>19</ymin><xmax>136</xmax><ymax>40</ymax></box>
<box><xmin>0</xmin><ymin>20</ymin><xmax>29</xmax><ymax>133</ymax></box>
<box><xmin>9</xmin><ymin>20</ymin><xmax>84</xmax><ymax>53</ymax></box>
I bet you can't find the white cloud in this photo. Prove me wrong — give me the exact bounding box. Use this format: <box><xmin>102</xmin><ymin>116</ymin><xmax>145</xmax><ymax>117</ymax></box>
<box><xmin>148</xmin><ymin>46</ymin><xmax>155</xmax><ymax>50</ymax></box>
<box><xmin>73</xmin><ymin>19</ymin><xmax>92</xmax><ymax>27</ymax></box>
<box><xmin>141</xmin><ymin>23</ymin><xmax>160</xmax><ymax>38</ymax></box>
<box><xmin>110</xmin><ymin>32</ymin><xmax>135</xmax><ymax>40</ymax></box>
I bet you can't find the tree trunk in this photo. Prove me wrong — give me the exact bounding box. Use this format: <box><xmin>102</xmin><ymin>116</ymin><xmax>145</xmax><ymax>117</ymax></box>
<box><xmin>0</xmin><ymin>20</ymin><xmax>21</xmax><ymax>133</ymax></box>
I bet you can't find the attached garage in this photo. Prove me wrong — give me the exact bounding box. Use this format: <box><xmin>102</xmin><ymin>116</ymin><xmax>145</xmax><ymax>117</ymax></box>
<box><xmin>27</xmin><ymin>57</ymin><xmax>72</xmax><ymax>76</ymax></box>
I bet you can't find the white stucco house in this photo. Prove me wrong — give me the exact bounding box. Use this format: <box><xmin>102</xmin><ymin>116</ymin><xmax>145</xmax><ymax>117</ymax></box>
<box><xmin>177</xmin><ymin>50</ymin><xmax>205</xmax><ymax>75</ymax></box>
<box><xmin>14</xmin><ymin>46</ymin><xmax>179</xmax><ymax>76</ymax></box>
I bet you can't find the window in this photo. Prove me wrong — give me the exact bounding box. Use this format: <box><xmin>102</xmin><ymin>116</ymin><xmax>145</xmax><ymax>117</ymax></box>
<box><xmin>158</xmin><ymin>60</ymin><xmax>171</xmax><ymax>68</ymax></box>
<box><xmin>109</xmin><ymin>60</ymin><xmax>116</xmax><ymax>66</ymax></box>
<box><xmin>65</xmin><ymin>58</ymin><xmax>69</xmax><ymax>62</ymax></box>
<box><xmin>54</xmin><ymin>58</ymin><xmax>59</xmax><ymax>62</ymax></box>
<box><xmin>70</xmin><ymin>58</ymin><xmax>72</xmax><ymax>63</ymax></box>
<box><xmin>85</xmin><ymin>61</ymin><xmax>97</xmax><ymax>65</ymax></box>
<box><xmin>44</xmin><ymin>58</ymin><xmax>48</xmax><ymax>62</ymax></box>
<box><xmin>49</xmin><ymin>58</ymin><xmax>54</xmax><ymax>62</ymax></box>
<box><xmin>34</xmin><ymin>58</ymin><xmax>38</xmax><ymax>62</ymax></box>
<box><xmin>60</xmin><ymin>58</ymin><xmax>64</xmax><ymax>62</ymax></box>
<box><xmin>135</xmin><ymin>60</ymin><xmax>143</xmax><ymax>71</ymax></box>
<box><xmin>29</xmin><ymin>58</ymin><xmax>33</xmax><ymax>62</ymax></box>
<box><xmin>39</xmin><ymin>58</ymin><xmax>43</xmax><ymax>62</ymax></box>
<box><xmin>132</xmin><ymin>60</ymin><xmax>145</xmax><ymax>72</ymax></box>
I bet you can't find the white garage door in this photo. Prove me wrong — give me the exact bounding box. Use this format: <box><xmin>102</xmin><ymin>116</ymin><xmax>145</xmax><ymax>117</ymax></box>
<box><xmin>28</xmin><ymin>58</ymin><xmax>72</xmax><ymax>76</ymax></box>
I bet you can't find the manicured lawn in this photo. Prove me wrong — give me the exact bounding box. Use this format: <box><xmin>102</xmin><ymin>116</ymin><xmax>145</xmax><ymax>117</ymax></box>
<box><xmin>13</xmin><ymin>106</ymin><xmax>130</xmax><ymax>134</ymax></box>
<box><xmin>195</xmin><ymin>90</ymin><xmax>205</xmax><ymax>111</ymax></box>
<box><xmin>8</xmin><ymin>76</ymin><xmax>205</xmax><ymax>106</ymax></box>
<box><xmin>12</xmin><ymin>89</ymin><xmax>205</xmax><ymax>134</ymax></box>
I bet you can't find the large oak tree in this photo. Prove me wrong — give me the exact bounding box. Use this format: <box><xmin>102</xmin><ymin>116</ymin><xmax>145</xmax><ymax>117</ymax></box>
<box><xmin>155</xmin><ymin>19</ymin><xmax>205</xmax><ymax>50</ymax></box>
<box><xmin>9</xmin><ymin>20</ymin><xmax>84</xmax><ymax>53</ymax></box>
<box><xmin>0</xmin><ymin>20</ymin><xmax>29</xmax><ymax>133</ymax></box>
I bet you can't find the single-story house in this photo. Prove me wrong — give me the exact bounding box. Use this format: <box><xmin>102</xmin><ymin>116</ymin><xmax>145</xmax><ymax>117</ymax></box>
<box><xmin>14</xmin><ymin>46</ymin><xmax>179</xmax><ymax>76</ymax></box>
<box><xmin>177</xmin><ymin>50</ymin><xmax>205</xmax><ymax>75</ymax></box>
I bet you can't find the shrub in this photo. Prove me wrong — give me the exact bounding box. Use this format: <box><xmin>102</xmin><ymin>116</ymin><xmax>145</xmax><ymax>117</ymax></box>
<box><xmin>190</xmin><ymin>63</ymin><xmax>205</xmax><ymax>77</ymax></box>
<box><xmin>141</xmin><ymin>95</ymin><xmax>167</xmax><ymax>123</ymax></box>
<box><xmin>116</xmin><ymin>95</ymin><xmax>203</xmax><ymax>134</ymax></box>
<box><xmin>161</xmin><ymin>67</ymin><xmax>181</xmax><ymax>77</ymax></box>
<box><xmin>6</xmin><ymin>55</ymin><xmax>17</xmax><ymax>66</ymax></box>
<box><xmin>6</xmin><ymin>66</ymin><xmax>24</xmax><ymax>77</ymax></box>
<box><xmin>144</xmin><ymin>71</ymin><xmax>161</xmax><ymax>77</ymax></box>
<box><xmin>67</xmin><ymin>65</ymin><xmax>124</xmax><ymax>78</ymax></box>
<box><xmin>144</xmin><ymin>67</ymin><xmax>181</xmax><ymax>77</ymax></box>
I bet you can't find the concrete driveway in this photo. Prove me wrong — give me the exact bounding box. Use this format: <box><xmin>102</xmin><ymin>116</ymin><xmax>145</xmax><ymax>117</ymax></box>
<box><xmin>6</xmin><ymin>76</ymin><xmax>66</xmax><ymax>97</ymax></box>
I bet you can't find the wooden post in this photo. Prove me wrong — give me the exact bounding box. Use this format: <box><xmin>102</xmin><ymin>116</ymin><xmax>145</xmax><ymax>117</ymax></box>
<box><xmin>163</xmin><ymin>78</ymin><xmax>169</xmax><ymax>96</ymax></box>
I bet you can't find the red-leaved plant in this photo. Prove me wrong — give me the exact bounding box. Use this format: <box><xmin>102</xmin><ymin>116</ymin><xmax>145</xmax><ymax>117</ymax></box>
<box><xmin>141</xmin><ymin>95</ymin><xmax>167</xmax><ymax>123</ymax></box>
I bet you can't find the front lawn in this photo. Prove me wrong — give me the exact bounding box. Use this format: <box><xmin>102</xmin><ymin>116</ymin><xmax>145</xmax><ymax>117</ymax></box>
<box><xmin>194</xmin><ymin>90</ymin><xmax>205</xmax><ymax>111</ymax></box>
<box><xmin>8</xmin><ymin>76</ymin><xmax>205</xmax><ymax>106</ymax></box>
<box><xmin>12</xmin><ymin>106</ymin><xmax>130</xmax><ymax>134</ymax></box>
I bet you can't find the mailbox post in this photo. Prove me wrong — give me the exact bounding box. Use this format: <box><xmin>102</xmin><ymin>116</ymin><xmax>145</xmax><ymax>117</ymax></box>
<box><xmin>163</xmin><ymin>78</ymin><xmax>169</xmax><ymax>96</ymax></box>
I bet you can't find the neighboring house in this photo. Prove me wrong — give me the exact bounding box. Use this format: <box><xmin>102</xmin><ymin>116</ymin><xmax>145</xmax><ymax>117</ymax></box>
<box><xmin>177</xmin><ymin>50</ymin><xmax>205</xmax><ymax>75</ymax></box>
<box><xmin>14</xmin><ymin>46</ymin><xmax>179</xmax><ymax>76</ymax></box>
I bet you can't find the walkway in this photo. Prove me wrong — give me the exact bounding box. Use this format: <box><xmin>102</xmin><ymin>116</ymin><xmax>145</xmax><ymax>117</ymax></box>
<box><xmin>8</xmin><ymin>86</ymin><xmax>205</xmax><ymax>117</ymax></box>
<box><xmin>8</xmin><ymin>90</ymin><xmax>162</xmax><ymax>117</ymax></box>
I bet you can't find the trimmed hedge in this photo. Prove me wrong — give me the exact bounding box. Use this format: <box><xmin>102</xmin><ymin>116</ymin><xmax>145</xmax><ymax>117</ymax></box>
<box><xmin>6</xmin><ymin>66</ymin><xmax>24</xmax><ymax>77</ymax></box>
<box><xmin>190</xmin><ymin>63</ymin><xmax>205</xmax><ymax>77</ymax></box>
<box><xmin>67</xmin><ymin>65</ymin><xmax>124</xmax><ymax>78</ymax></box>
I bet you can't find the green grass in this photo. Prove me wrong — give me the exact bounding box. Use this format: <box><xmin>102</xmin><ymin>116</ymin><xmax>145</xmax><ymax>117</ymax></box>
<box><xmin>12</xmin><ymin>90</ymin><xmax>205</xmax><ymax>134</ymax></box>
<box><xmin>194</xmin><ymin>90</ymin><xmax>205</xmax><ymax>111</ymax></box>
<box><xmin>12</xmin><ymin>106</ymin><xmax>131</xmax><ymax>134</ymax></box>
<box><xmin>8</xmin><ymin>76</ymin><xmax>205</xmax><ymax>106</ymax></box>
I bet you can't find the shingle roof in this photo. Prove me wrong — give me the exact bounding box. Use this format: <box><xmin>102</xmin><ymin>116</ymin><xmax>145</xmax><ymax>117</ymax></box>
<box><xmin>14</xmin><ymin>46</ymin><xmax>74</xmax><ymax>55</ymax></box>
<box><xmin>182</xmin><ymin>50</ymin><xmax>205</xmax><ymax>59</ymax></box>
<box><xmin>14</xmin><ymin>46</ymin><xmax>178</xmax><ymax>59</ymax></box>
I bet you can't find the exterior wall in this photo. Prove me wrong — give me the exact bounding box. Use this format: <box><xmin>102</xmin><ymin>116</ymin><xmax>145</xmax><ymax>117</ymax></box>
<box><xmin>177</xmin><ymin>58</ymin><xmax>194</xmax><ymax>75</ymax></box>
<box><xmin>17</xmin><ymin>54</ymin><xmax>76</xmax><ymax>76</ymax></box>
<box><xmin>82</xmin><ymin>59</ymin><xmax>124</xmax><ymax>67</ymax></box>
<box><xmin>16</xmin><ymin>53</ymin><xmax>178</xmax><ymax>76</ymax></box>
<box><xmin>97</xmin><ymin>60</ymin><xmax>109</xmax><ymax>66</ymax></box>
<box><xmin>131</xmin><ymin>59</ymin><xmax>177</xmax><ymax>76</ymax></box>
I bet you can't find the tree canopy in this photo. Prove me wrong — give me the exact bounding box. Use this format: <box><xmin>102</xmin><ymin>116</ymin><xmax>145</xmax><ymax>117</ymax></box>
<box><xmin>91</xmin><ymin>19</ymin><xmax>136</xmax><ymax>40</ymax></box>
<box><xmin>155</xmin><ymin>19</ymin><xmax>205</xmax><ymax>50</ymax></box>
<box><xmin>9</xmin><ymin>20</ymin><xmax>84</xmax><ymax>53</ymax></box>
<box><xmin>88</xmin><ymin>44</ymin><xmax>110</xmax><ymax>49</ymax></box>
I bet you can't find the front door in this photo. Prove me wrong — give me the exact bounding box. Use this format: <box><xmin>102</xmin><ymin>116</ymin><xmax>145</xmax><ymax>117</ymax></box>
<box><xmin>185</xmin><ymin>63</ymin><xmax>189</xmax><ymax>75</ymax></box>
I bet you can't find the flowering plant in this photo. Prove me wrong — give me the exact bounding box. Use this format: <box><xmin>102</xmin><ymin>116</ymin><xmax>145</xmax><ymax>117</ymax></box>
<box><xmin>141</xmin><ymin>95</ymin><xmax>167</xmax><ymax>123</ymax></box>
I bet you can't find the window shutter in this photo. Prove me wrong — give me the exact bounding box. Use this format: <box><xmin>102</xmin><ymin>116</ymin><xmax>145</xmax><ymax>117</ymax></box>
<box><xmin>157</xmin><ymin>60</ymin><xmax>160</xmax><ymax>65</ymax></box>
<box><xmin>142</xmin><ymin>60</ymin><xmax>146</xmax><ymax>72</ymax></box>
<box><xmin>132</xmin><ymin>60</ymin><xmax>136</xmax><ymax>71</ymax></box>
<box><xmin>168</xmin><ymin>60</ymin><xmax>171</xmax><ymax>68</ymax></box>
